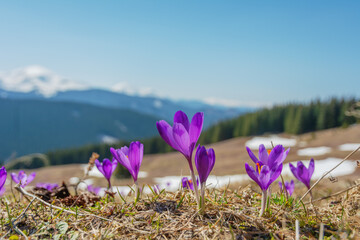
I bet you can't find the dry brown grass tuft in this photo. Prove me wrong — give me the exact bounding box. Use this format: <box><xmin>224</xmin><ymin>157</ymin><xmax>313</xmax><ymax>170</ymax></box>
<box><xmin>0</xmin><ymin>180</ymin><xmax>359</xmax><ymax>239</ymax></box>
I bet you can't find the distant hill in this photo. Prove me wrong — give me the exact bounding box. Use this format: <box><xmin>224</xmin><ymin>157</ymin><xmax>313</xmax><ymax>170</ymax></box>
<box><xmin>38</xmin><ymin>97</ymin><xmax>359</xmax><ymax>168</ymax></box>
<box><xmin>0</xmin><ymin>98</ymin><xmax>160</xmax><ymax>162</ymax></box>
<box><xmin>0</xmin><ymin>65</ymin><xmax>253</xmax><ymax>128</ymax></box>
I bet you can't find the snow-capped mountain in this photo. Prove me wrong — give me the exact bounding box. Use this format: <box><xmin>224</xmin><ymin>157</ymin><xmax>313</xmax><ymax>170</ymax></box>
<box><xmin>0</xmin><ymin>66</ymin><xmax>253</xmax><ymax>126</ymax></box>
<box><xmin>0</xmin><ymin>65</ymin><xmax>88</xmax><ymax>97</ymax></box>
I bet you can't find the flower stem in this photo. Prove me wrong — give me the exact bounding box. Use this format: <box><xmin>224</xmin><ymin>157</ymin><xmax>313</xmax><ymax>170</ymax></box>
<box><xmin>200</xmin><ymin>182</ymin><xmax>206</xmax><ymax>214</ymax></box>
<box><xmin>259</xmin><ymin>190</ymin><xmax>267</xmax><ymax>217</ymax></box>
<box><xmin>134</xmin><ymin>181</ymin><xmax>140</xmax><ymax>203</ymax></box>
<box><xmin>190</xmin><ymin>170</ymin><xmax>200</xmax><ymax>207</ymax></box>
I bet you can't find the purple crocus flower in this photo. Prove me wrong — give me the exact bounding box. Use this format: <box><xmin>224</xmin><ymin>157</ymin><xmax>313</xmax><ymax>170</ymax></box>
<box><xmin>0</xmin><ymin>167</ymin><xmax>7</xmax><ymax>196</ymax></box>
<box><xmin>245</xmin><ymin>163</ymin><xmax>283</xmax><ymax>192</ymax></box>
<box><xmin>182</xmin><ymin>177</ymin><xmax>199</xmax><ymax>191</ymax></box>
<box><xmin>11</xmin><ymin>170</ymin><xmax>36</xmax><ymax>188</ymax></box>
<box><xmin>245</xmin><ymin>144</ymin><xmax>288</xmax><ymax>216</ymax></box>
<box><xmin>36</xmin><ymin>183</ymin><xmax>59</xmax><ymax>192</ymax></box>
<box><xmin>110</xmin><ymin>141</ymin><xmax>143</xmax><ymax>184</ymax></box>
<box><xmin>195</xmin><ymin>145</ymin><xmax>215</xmax><ymax>184</ymax></box>
<box><xmin>246</xmin><ymin>144</ymin><xmax>290</xmax><ymax>171</ymax></box>
<box><xmin>157</xmin><ymin>111</ymin><xmax>204</xmax><ymax>206</ymax></box>
<box><xmin>156</xmin><ymin>111</ymin><xmax>204</xmax><ymax>170</ymax></box>
<box><xmin>95</xmin><ymin>158</ymin><xmax>118</xmax><ymax>189</ymax></box>
<box><xmin>87</xmin><ymin>184</ymin><xmax>102</xmax><ymax>195</ymax></box>
<box><xmin>289</xmin><ymin>158</ymin><xmax>315</xmax><ymax>189</ymax></box>
<box><xmin>278</xmin><ymin>180</ymin><xmax>295</xmax><ymax>196</ymax></box>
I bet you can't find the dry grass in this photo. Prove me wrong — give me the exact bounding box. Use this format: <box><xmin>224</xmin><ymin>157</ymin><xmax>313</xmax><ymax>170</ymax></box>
<box><xmin>0</xmin><ymin>178</ymin><xmax>359</xmax><ymax>239</ymax></box>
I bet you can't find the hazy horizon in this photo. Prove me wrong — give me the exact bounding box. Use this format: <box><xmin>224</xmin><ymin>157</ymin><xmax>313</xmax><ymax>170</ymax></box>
<box><xmin>1</xmin><ymin>1</ymin><xmax>359</xmax><ymax>107</ymax></box>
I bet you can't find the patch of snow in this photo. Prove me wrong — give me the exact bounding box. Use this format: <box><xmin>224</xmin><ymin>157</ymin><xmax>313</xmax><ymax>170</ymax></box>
<box><xmin>245</xmin><ymin>135</ymin><xmax>297</xmax><ymax>150</ymax></box>
<box><xmin>153</xmin><ymin>174</ymin><xmax>250</xmax><ymax>192</ymax></box>
<box><xmin>0</xmin><ymin>65</ymin><xmax>88</xmax><ymax>97</ymax></box>
<box><xmin>112</xmin><ymin>81</ymin><xmax>156</xmax><ymax>97</ymax></box>
<box><xmin>297</xmin><ymin>147</ymin><xmax>331</xmax><ymax>156</ymax></box>
<box><xmin>114</xmin><ymin>121</ymin><xmax>128</xmax><ymax>133</ymax></box>
<box><xmin>153</xmin><ymin>99</ymin><xmax>163</xmax><ymax>108</ymax></box>
<box><xmin>68</xmin><ymin>177</ymin><xmax>94</xmax><ymax>190</ymax></box>
<box><xmin>69</xmin><ymin>177</ymin><xmax>80</xmax><ymax>185</ymax></box>
<box><xmin>99</xmin><ymin>134</ymin><xmax>119</xmax><ymax>144</ymax></box>
<box><xmin>282</xmin><ymin>158</ymin><xmax>357</xmax><ymax>179</ymax></box>
<box><xmin>82</xmin><ymin>165</ymin><xmax>104</xmax><ymax>178</ymax></box>
<box><xmin>338</xmin><ymin>143</ymin><xmax>360</xmax><ymax>151</ymax></box>
<box><xmin>138</xmin><ymin>171</ymin><xmax>148</xmax><ymax>178</ymax></box>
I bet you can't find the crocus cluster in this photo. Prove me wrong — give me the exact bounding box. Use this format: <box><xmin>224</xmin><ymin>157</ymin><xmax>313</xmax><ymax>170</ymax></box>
<box><xmin>11</xmin><ymin>171</ymin><xmax>36</xmax><ymax>188</ymax></box>
<box><xmin>278</xmin><ymin>180</ymin><xmax>294</xmax><ymax>196</ymax></box>
<box><xmin>0</xmin><ymin>167</ymin><xmax>7</xmax><ymax>197</ymax></box>
<box><xmin>157</xmin><ymin>111</ymin><xmax>215</xmax><ymax>211</ymax></box>
<box><xmin>245</xmin><ymin>144</ymin><xmax>289</xmax><ymax>216</ymax></box>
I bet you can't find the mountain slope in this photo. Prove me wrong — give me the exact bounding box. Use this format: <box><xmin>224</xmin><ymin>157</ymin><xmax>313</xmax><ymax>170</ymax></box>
<box><xmin>0</xmin><ymin>98</ymin><xmax>159</xmax><ymax>161</ymax></box>
<box><xmin>0</xmin><ymin>66</ymin><xmax>252</xmax><ymax>128</ymax></box>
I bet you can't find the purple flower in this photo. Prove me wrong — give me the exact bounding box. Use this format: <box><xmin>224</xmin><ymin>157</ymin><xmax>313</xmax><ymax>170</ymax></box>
<box><xmin>195</xmin><ymin>145</ymin><xmax>215</xmax><ymax>184</ymax></box>
<box><xmin>289</xmin><ymin>159</ymin><xmax>315</xmax><ymax>189</ymax></box>
<box><xmin>11</xmin><ymin>170</ymin><xmax>36</xmax><ymax>187</ymax></box>
<box><xmin>156</xmin><ymin>111</ymin><xmax>204</xmax><ymax>170</ymax></box>
<box><xmin>246</xmin><ymin>144</ymin><xmax>290</xmax><ymax>171</ymax></box>
<box><xmin>0</xmin><ymin>167</ymin><xmax>7</xmax><ymax>196</ymax></box>
<box><xmin>245</xmin><ymin>163</ymin><xmax>283</xmax><ymax>191</ymax></box>
<box><xmin>278</xmin><ymin>180</ymin><xmax>295</xmax><ymax>196</ymax></box>
<box><xmin>182</xmin><ymin>177</ymin><xmax>199</xmax><ymax>191</ymax></box>
<box><xmin>111</xmin><ymin>141</ymin><xmax>144</xmax><ymax>183</ymax></box>
<box><xmin>87</xmin><ymin>184</ymin><xmax>102</xmax><ymax>195</ymax></box>
<box><xmin>36</xmin><ymin>183</ymin><xmax>58</xmax><ymax>192</ymax></box>
<box><xmin>95</xmin><ymin>158</ymin><xmax>118</xmax><ymax>188</ymax></box>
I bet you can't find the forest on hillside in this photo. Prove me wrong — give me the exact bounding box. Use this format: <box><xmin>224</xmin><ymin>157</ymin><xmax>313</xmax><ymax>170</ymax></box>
<box><xmin>6</xmin><ymin>97</ymin><xmax>358</xmax><ymax>170</ymax></box>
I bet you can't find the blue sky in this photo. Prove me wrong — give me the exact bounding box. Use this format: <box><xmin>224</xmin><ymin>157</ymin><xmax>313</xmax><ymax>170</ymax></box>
<box><xmin>0</xmin><ymin>1</ymin><xmax>359</xmax><ymax>107</ymax></box>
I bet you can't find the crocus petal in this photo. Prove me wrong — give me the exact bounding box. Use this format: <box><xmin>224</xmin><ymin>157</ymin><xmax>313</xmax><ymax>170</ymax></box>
<box><xmin>0</xmin><ymin>167</ymin><xmax>7</xmax><ymax>188</ymax></box>
<box><xmin>280</xmin><ymin>148</ymin><xmax>290</xmax><ymax>164</ymax></box>
<box><xmin>245</xmin><ymin>163</ymin><xmax>263</xmax><ymax>188</ymax></box>
<box><xmin>246</xmin><ymin>146</ymin><xmax>259</xmax><ymax>164</ymax></box>
<box><xmin>268</xmin><ymin>145</ymin><xmax>284</xmax><ymax>169</ymax></box>
<box><xmin>111</xmin><ymin>159</ymin><xmax>118</xmax><ymax>173</ymax></box>
<box><xmin>278</xmin><ymin>181</ymin><xmax>283</xmax><ymax>191</ymax></box>
<box><xmin>25</xmin><ymin>172</ymin><xmax>36</xmax><ymax>186</ymax></box>
<box><xmin>259</xmin><ymin>165</ymin><xmax>271</xmax><ymax>190</ymax></box>
<box><xmin>117</xmin><ymin>150</ymin><xmax>133</xmax><ymax>174</ymax></box>
<box><xmin>258</xmin><ymin>144</ymin><xmax>269</xmax><ymax>165</ymax></box>
<box><xmin>289</xmin><ymin>163</ymin><xmax>299</xmax><ymax>179</ymax></box>
<box><xmin>102</xmin><ymin>159</ymin><xmax>113</xmax><ymax>180</ymax></box>
<box><xmin>173</xmin><ymin>123</ymin><xmax>191</xmax><ymax>159</ymax></box>
<box><xmin>299</xmin><ymin>165</ymin><xmax>311</xmax><ymax>188</ymax></box>
<box><xmin>189</xmin><ymin>112</ymin><xmax>204</xmax><ymax>144</ymax></box>
<box><xmin>288</xmin><ymin>180</ymin><xmax>295</xmax><ymax>196</ymax></box>
<box><xmin>95</xmin><ymin>159</ymin><xmax>105</xmax><ymax>176</ymax></box>
<box><xmin>268</xmin><ymin>164</ymin><xmax>283</xmax><ymax>189</ymax></box>
<box><xmin>195</xmin><ymin>146</ymin><xmax>210</xmax><ymax>183</ymax></box>
<box><xmin>11</xmin><ymin>173</ymin><xmax>19</xmax><ymax>184</ymax></box>
<box><xmin>156</xmin><ymin>120</ymin><xmax>180</xmax><ymax>151</ymax></box>
<box><xmin>18</xmin><ymin>171</ymin><xmax>26</xmax><ymax>183</ymax></box>
<box><xmin>174</xmin><ymin>110</ymin><xmax>190</xmax><ymax>132</ymax></box>
<box><xmin>0</xmin><ymin>186</ymin><xmax>5</xmax><ymax>196</ymax></box>
<box><xmin>206</xmin><ymin>148</ymin><xmax>216</xmax><ymax>178</ymax></box>
<box><xmin>129</xmin><ymin>141</ymin><xmax>143</xmax><ymax>182</ymax></box>
<box><xmin>308</xmin><ymin>158</ymin><xmax>315</xmax><ymax>180</ymax></box>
